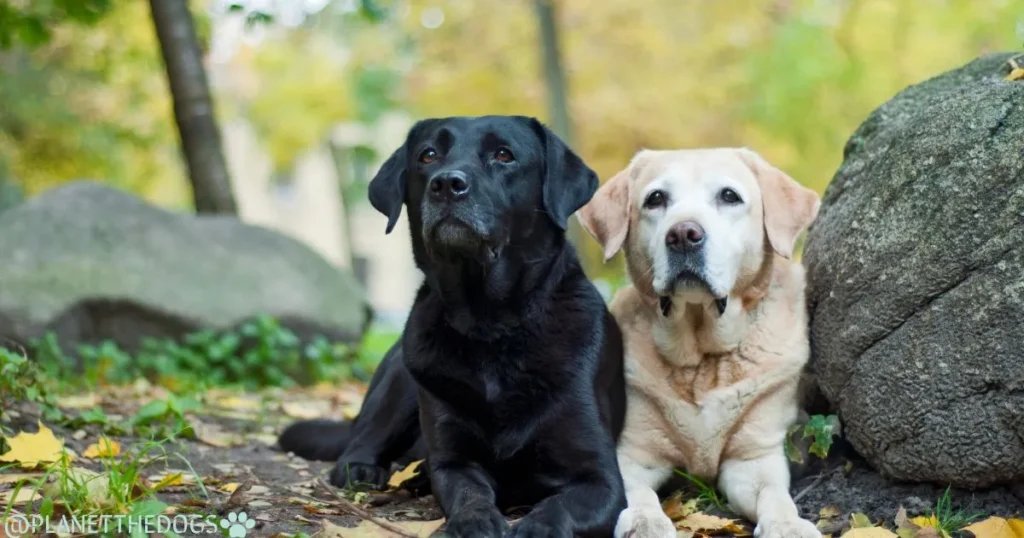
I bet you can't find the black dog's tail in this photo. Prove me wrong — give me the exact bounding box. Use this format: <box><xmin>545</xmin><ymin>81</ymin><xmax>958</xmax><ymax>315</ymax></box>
<box><xmin>277</xmin><ymin>419</ymin><xmax>353</xmax><ymax>461</ymax></box>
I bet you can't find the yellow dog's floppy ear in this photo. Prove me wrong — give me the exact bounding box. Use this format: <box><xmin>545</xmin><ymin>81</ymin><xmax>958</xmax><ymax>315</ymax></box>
<box><xmin>578</xmin><ymin>164</ymin><xmax>632</xmax><ymax>263</ymax></box>
<box><xmin>738</xmin><ymin>149</ymin><xmax>820</xmax><ymax>259</ymax></box>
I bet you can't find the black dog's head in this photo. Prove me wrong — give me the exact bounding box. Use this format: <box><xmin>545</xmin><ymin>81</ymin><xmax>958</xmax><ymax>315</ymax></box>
<box><xmin>368</xmin><ymin>116</ymin><xmax>597</xmax><ymax>268</ymax></box>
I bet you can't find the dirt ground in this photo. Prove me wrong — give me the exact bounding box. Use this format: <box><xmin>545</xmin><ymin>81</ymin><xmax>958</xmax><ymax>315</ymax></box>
<box><xmin>3</xmin><ymin>387</ymin><xmax>1023</xmax><ymax>538</ymax></box>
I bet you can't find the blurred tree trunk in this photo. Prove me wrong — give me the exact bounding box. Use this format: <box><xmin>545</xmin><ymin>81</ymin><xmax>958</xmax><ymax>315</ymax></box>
<box><xmin>534</xmin><ymin>0</ymin><xmax>585</xmax><ymax>248</ymax></box>
<box><xmin>148</xmin><ymin>0</ymin><xmax>237</xmax><ymax>215</ymax></box>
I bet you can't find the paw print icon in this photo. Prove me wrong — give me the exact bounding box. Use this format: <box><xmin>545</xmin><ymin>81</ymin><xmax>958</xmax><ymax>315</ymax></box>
<box><xmin>220</xmin><ymin>511</ymin><xmax>256</xmax><ymax>537</ymax></box>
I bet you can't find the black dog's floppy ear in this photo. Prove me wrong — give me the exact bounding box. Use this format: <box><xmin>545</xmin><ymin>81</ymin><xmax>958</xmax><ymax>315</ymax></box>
<box><xmin>530</xmin><ymin>119</ymin><xmax>599</xmax><ymax>231</ymax></box>
<box><xmin>367</xmin><ymin>144</ymin><xmax>407</xmax><ymax>235</ymax></box>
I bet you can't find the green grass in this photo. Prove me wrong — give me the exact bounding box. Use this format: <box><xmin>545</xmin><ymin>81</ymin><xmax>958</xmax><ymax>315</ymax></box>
<box><xmin>930</xmin><ymin>486</ymin><xmax>984</xmax><ymax>537</ymax></box>
<box><xmin>673</xmin><ymin>469</ymin><xmax>728</xmax><ymax>512</ymax></box>
<box><xmin>3</xmin><ymin>435</ymin><xmax>207</xmax><ymax>538</ymax></box>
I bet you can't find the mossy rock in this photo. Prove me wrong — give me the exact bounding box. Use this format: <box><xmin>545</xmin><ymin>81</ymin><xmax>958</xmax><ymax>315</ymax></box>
<box><xmin>804</xmin><ymin>52</ymin><xmax>1024</xmax><ymax>488</ymax></box>
<box><xmin>0</xmin><ymin>182</ymin><xmax>370</xmax><ymax>351</ymax></box>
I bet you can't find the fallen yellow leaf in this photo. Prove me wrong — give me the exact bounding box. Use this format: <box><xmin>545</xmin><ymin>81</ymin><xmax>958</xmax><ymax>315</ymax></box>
<box><xmin>388</xmin><ymin>460</ymin><xmax>424</xmax><ymax>489</ymax></box>
<box><xmin>0</xmin><ymin>423</ymin><xmax>65</xmax><ymax>469</ymax></box>
<box><xmin>676</xmin><ymin>530</ymin><xmax>695</xmax><ymax>538</ymax></box>
<box><xmin>820</xmin><ymin>505</ymin><xmax>841</xmax><ymax>519</ymax></box>
<box><xmin>220</xmin><ymin>482</ymin><xmax>241</xmax><ymax>493</ymax></box>
<box><xmin>83</xmin><ymin>438</ymin><xmax>120</xmax><ymax>458</ymax></box>
<box><xmin>910</xmin><ymin>515</ymin><xmax>938</xmax><ymax>528</ymax></box>
<box><xmin>840</xmin><ymin>527</ymin><xmax>898</xmax><ymax>538</ymax></box>
<box><xmin>850</xmin><ymin>513</ymin><xmax>874</xmax><ymax>528</ymax></box>
<box><xmin>147</xmin><ymin>471</ymin><xmax>195</xmax><ymax>489</ymax></box>
<box><xmin>962</xmin><ymin>516</ymin><xmax>1024</xmax><ymax>538</ymax></box>
<box><xmin>1006</xmin><ymin>68</ymin><xmax>1024</xmax><ymax>81</ymax></box>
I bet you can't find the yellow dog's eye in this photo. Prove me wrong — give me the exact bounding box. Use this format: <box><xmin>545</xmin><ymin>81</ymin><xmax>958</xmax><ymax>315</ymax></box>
<box><xmin>419</xmin><ymin>148</ymin><xmax>438</xmax><ymax>164</ymax></box>
<box><xmin>643</xmin><ymin>190</ymin><xmax>667</xmax><ymax>209</ymax></box>
<box><xmin>719</xmin><ymin>188</ymin><xmax>742</xmax><ymax>205</ymax></box>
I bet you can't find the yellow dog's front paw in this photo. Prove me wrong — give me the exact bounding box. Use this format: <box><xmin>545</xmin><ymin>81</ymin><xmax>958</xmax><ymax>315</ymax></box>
<box><xmin>614</xmin><ymin>507</ymin><xmax>676</xmax><ymax>538</ymax></box>
<box><xmin>755</xmin><ymin>517</ymin><xmax>821</xmax><ymax>538</ymax></box>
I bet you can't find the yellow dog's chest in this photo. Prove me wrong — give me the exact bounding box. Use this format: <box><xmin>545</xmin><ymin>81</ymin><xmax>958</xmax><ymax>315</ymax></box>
<box><xmin>624</xmin><ymin>353</ymin><xmax>793</xmax><ymax>480</ymax></box>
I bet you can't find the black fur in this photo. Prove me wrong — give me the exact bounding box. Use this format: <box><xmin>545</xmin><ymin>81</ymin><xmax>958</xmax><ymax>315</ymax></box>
<box><xmin>279</xmin><ymin>116</ymin><xmax>626</xmax><ymax>537</ymax></box>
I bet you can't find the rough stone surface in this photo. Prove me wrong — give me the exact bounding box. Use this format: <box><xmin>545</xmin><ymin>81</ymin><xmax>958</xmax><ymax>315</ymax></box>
<box><xmin>803</xmin><ymin>53</ymin><xmax>1024</xmax><ymax>488</ymax></box>
<box><xmin>0</xmin><ymin>182</ymin><xmax>370</xmax><ymax>350</ymax></box>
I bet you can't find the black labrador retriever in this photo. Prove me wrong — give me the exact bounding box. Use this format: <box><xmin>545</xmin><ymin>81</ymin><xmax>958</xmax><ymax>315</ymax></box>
<box><xmin>279</xmin><ymin>116</ymin><xmax>626</xmax><ymax>537</ymax></box>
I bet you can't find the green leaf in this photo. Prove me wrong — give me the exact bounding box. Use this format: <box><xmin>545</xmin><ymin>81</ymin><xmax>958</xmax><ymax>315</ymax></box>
<box><xmin>40</xmin><ymin>497</ymin><xmax>54</xmax><ymax>517</ymax></box>
<box><xmin>131</xmin><ymin>500</ymin><xmax>168</xmax><ymax>517</ymax></box>
<box><xmin>79</xmin><ymin>407</ymin><xmax>108</xmax><ymax>424</ymax></box>
<box><xmin>784</xmin><ymin>423</ymin><xmax>805</xmax><ymax>464</ymax></box>
<box><xmin>132</xmin><ymin>400</ymin><xmax>170</xmax><ymax>425</ymax></box>
<box><xmin>803</xmin><ymin>414</ymin><xmax>841</xmax><ymax>459</ymax></box>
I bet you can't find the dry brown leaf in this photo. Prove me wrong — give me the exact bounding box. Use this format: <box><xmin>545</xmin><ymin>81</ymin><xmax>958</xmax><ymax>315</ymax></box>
<box><xmin>962</xmin><ymin>517</ymin><xmax>1024</xmax><ymax>538</ymax></box>
<box><xmin>676</xmin><ymin>512</ymin><xmax>739</xmax><ymax>533</ymax></box>
<box><xmin>840</xmin><ymin>527</ymin><xmax>898</xmax><ymax>538</ymax></box>
<box><xmin>221</xmin><ymin>479</ymin><xmax>254</xmax><ymax>513</ymax></box>
<box><xmin>0</xmin><ymin>473</ymin><xmax>43</xmax><ymax>485</ymax></box>
<box><xmin>83</xmin><ymin>437</ymin><xmax>120</xmax><ymax>458</ymax></box>
<box><xmin>0</xmin><ymin>423</ymin><xmax>66</xmax><ymax>469</ymax></box>
<box><xmin>388</xmin><ymin>460</ymin><xmax>424</xmax><ymax>489</ymax></box>
<box><xmin>56</xmin><ymin>393</ymin><xmax>101</xmax><ymax>409</ymax></box>
<box><xmin>661</xmin><ymin>493</ymin><xmax>699</xmax><ymax>521</ymax></box>
<box><xmin>320</xmin><ymin>518</ymin><xmax>446</xmax><ymax>537</ymax></box>
<box><xmin>0</xmin><ymin>486</ymin><xmax>40</xmax><ymax>505</ymax></box>
<box><xmin>191</xmin><ymin>420</ymin><xmax>242</xmax><ymax>448</ymax></box>
<box><xmin>281</xmin><ymin>401</ymin><xmax>327</xmax><ymax>420</ymax></box>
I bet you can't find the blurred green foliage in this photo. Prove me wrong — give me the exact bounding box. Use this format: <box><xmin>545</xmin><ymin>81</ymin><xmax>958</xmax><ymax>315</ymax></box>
<box><xmin>0</xmin><ymin>0</ymin><xmax>113</xmax><ymax>49</ymax></box>
<box><xmin>1</xmin><ymin>0</ymin><xmax>1022</xmax><ymax>271</ymax></box>
<box><xmin>29</xmin><ymin>315</ymin><xmax>376</xmax><ymax>392</ymax></box>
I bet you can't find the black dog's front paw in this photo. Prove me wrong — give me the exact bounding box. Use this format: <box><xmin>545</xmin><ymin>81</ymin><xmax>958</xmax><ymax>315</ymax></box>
<box><xmin>329</xmin><ymin>460</ymin><xmax>388</xmax><ymax>490</ymax></box>
<box><xmin>437</xmin><ymin>504</ymin><xmax>509</xmax><ymax>538</ymax></box>
<box><xmin>507</xmin><ymin>513</ymin><xmax>569</xmax><ymax>538</ymax></box>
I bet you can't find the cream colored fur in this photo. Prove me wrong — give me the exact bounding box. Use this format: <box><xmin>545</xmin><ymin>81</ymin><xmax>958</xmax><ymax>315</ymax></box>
<box><xmin>578</xmin><ymin>148</ymin><xmax>821</xmax><ymax>538</ymax></box>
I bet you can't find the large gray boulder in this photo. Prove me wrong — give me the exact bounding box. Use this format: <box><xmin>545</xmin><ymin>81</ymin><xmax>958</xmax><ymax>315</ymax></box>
<box><xmin>0</xmin><ymin>182</ymin><xmax>370</xmax><ymax>350</ymax></box>
<box><xmin>804</xmin><ymin>53</ymin><xmax>1024</xmax><ymax>489</ymax></box>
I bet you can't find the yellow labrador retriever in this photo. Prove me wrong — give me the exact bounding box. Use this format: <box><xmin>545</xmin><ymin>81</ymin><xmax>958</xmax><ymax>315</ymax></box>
<box><xmin>578</xmin><ymin>148</ymin><xmax>821</xmax><ymax>538</ymax></box>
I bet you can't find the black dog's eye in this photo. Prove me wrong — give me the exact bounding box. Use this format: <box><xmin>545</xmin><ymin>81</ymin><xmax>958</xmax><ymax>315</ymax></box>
<box><xmin>719</xmin><ymin>188</ymin><xmax>742</xmax><ymax>205</ymax></box>
<box><xmin>419</xmin><ymin>148</ymin><xmax>438</xmax><ymax>164</ymax></box>
<box><xmin>643</xmin><ymin>190</ymin><xmax>667</xmax><ymax>209</ymax></box>
<box><xmin>494</xmin><ymin>147</ymin><xmax>515</xmax><ymax>163</ymax></box>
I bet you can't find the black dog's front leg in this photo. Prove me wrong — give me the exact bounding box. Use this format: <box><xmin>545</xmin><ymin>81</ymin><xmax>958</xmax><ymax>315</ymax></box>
<box><xmin>432</xmin><ymin>460</ymin><xmax>509</xmax><ymax>538</ymax></box>
<box><xmin>330</xmin><ymin>344</ymin><xmax>421</xmax><ymax>490</ymax></box>
<box><xmin>508</xmin><ymin>471</ymin><xmax>624</xmax><ymax>538</ymax></box>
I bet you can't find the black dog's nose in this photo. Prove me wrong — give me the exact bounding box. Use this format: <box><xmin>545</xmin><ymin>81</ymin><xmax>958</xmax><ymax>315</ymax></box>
<box><xmin>428</xmin><ymin>171</ymin><xmax>470</xmax><ymax>200</ymax></box>
<box><xmin>666</xmin><ymin>221</ymin><xmax>705</xmax><ymax>251</ymax></box>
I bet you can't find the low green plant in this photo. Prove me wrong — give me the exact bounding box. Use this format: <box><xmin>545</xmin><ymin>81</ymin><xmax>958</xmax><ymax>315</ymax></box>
<box><xmin>130</xmin><ymin>394</ymin><xmax>200</xmax><ymax>439</ymax></box>
<box><xmin>4</xmin><ymin>436</ymin><xmax>207</xmax><ymax>538</ymax></box>
<box><xmin>929</xmin><ymin>486</ymin><xmax>984</xmax><ymax>537</ymax></box>
<box><xmin>28</xmin><ymin>315</ymin><xmax>364</xmax><ymax>391</ymax></box>
<box><xmin>0</xmin><ymin>346</ymin><xmax>58</xmax><ymax>431</ymax></box>
<box><xmin>785</xmin><ymin>414</ymin><xmax>841</xmax><ymax>463</ymax></box>
<box><xmin>673</xmin><ymin>469</ymin><xmax>728</xmax><ymax>511</ymax></box>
